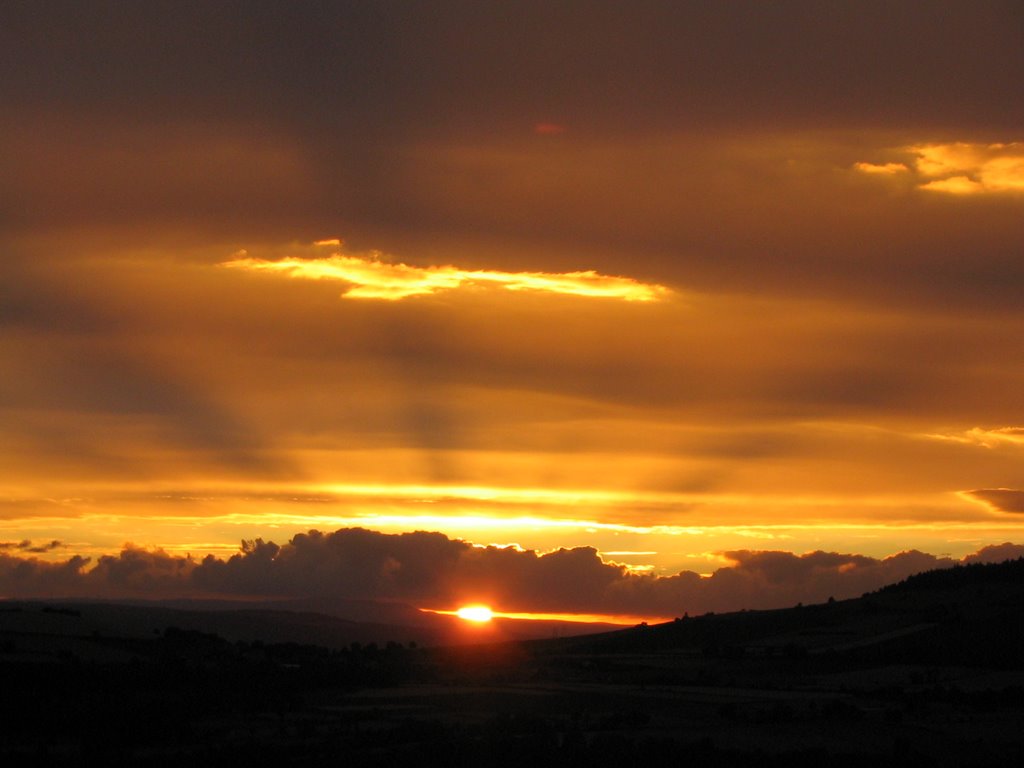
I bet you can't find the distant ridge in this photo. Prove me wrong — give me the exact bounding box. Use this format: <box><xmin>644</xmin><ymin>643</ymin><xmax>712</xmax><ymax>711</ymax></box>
<box><xmin>555</xmin><ymin>555</ymin><xmax>1024</xmax><ymax>668</ymax></box>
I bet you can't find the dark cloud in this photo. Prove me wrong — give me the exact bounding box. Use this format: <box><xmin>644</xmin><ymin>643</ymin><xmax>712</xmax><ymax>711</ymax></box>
<box><xmin>88</xmin><ymin>547</ymin><xmax>197</xmax><ymax>593</ymax></box>
<box><xmin>0</xmin><ymin>528</ymin><xmax>1005</xmax><ymax>617</ymax></box>
<box><xmin>963</xmin><ymin>542</ymin><xmax>1024</xmax><ymax>564</ymax></box>
<box><xmin>0</xmin><ymin>259</ymin><xmax>120</xmax><ymax>334</ymax></box>
<box><xmin>26</xmin><ymin>540</ymin><xmax>65</xmax><ymax>554</ymax></box>
<box><xmin>4</xmin><ymin>2</ymin><xmax>1022</xmax><ymax>135</ymax></box>
<box><xmin>0</xmin><ymin>540</ymin><xmax>64</xmax><ymax>553</ymax></box>
<box><xmin>965</xmin><ymin>489</ymin><xmax>1024</xmax><ymax>513</ymax></box>
<box><xmin>0</xmin><ymin>553</ymin><xmax>91</xmax><ymax>596</ymax></box>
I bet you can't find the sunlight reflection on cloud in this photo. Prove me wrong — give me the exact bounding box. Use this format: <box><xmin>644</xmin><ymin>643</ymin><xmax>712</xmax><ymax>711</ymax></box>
<box><xmin>853</xmin><ymin>161</ymin><xmax>909</xmax><ymax>175</ymax></box>
<box><xmin>857</xmin><ymin>142</ymin><xmax>1024</xmax><ymax>195</ymax></box>
<box><xmin>925</xmin><ymin>426</ymin><xmax>1024</xmax><ymax>449</ymax></box>
<box><xmin>221</xmin><ymin>249</ymin><xmax>670</xmax><ymax>302</ymax></box>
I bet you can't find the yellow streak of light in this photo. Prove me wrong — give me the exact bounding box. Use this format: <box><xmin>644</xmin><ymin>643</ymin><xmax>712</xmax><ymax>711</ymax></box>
<box><xmin>217</xmin><ymin>511</ymin><xmax>697</xmax><ymax>536</ymax></box>
<box><xmin>923</xmin><ymin>426</ymin><xmax>1024</xmax><ymax>448</ymax></box>
<box><xmin>221</xmin><ymin>252</ymin><xmax>670</xmax><ymax>301</ymax></box>
<box><xmin>5</xmin><ymin>480</ymin><xmax>1013</xmax><ymax>535</ymax></box>
<box><xmin>305</xmin><ymin>482</ymin><xmax>970</xmax><ymax>514</ymax></box>
<box><xmin>315</xmin><ymin>481</ymin><xmax>690</xmax><ymax>507</ymax></box>
<box><xmin>602</xmin><ymin>551</ymin><xmax>658</xmax><ymax>555</ymax></box>
<box><xmin>426</xmin><ymin>608</ymin><xmax>669</xmax><ymax>625</ymax></box>
<box><xmin>23</xmin><ymin>510</ymin><xmax>1024</xmax><ymax>543</ymax></box>
<box><xmin>853</xmin><ymin>161</ymin><xmax>908</xmax><ymax>174</ymax></box>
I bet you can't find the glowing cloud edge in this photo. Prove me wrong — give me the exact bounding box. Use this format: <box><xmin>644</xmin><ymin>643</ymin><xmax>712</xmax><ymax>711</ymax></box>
<box><xmin>221</xmin><ymin>252</ymin><xmax>671</xmax><ymax>302</ymax></box>
<box><xmin>855</xmin><ymin>141</ymin><xmax>1024</xmax><ymax>195</ymax></box>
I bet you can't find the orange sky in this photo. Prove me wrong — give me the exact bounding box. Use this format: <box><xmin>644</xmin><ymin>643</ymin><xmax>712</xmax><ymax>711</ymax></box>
<box><xmin>3</xmin><ymin>2</ymin><xmax>1024</xmax><ymax>618</ymax></box>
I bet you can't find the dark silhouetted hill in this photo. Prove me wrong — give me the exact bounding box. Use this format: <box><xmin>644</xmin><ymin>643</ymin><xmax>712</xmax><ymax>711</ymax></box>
<box><xmin>553</xmin><ymin>556</ymin><xmax>1024</xmax><ymax>669</ymax></box>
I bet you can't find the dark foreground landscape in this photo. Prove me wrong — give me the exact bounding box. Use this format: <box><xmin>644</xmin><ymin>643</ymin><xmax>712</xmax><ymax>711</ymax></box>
<box><xmin>4</xmin><ymin>558</ymin><xmax>1024</xmax><ymax>766</ymax></box>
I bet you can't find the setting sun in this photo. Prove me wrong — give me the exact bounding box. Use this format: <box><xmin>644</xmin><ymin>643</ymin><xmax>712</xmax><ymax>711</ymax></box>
<box><xmin>455</xmin><ymin>605</ymin><xmax>494</xmax><ymax>623</ymax></box>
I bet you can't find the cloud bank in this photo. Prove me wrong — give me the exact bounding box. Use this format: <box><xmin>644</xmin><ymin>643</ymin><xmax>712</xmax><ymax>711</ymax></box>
<box><xmin>3</xmin><ymin>529</ymin><xmax>1021</xmax><ymax>619</ymax></box>
<box><xmin>965</xmin><ymin>489</ymin><xmax>1024</xmax><ymax>514</ymax></box>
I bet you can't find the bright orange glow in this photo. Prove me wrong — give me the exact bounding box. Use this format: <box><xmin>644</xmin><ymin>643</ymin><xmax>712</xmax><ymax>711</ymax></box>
<box><xmin>220</xmin><ymin>251</ymin><xmax>670</xmax><ymax>301</ymax></box>
<box><xmin>455</xmin><ymin>605</ymin><xmax>494</xmax><ymax>622</ymax></box>
<box><xmin>427</xmin><ymin>607</ymin><xmax>670</xmax><ymax>625</ymax></box>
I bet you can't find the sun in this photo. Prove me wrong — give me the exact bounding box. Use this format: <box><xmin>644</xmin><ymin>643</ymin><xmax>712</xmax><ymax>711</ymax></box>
<box><xmin>455</xmin><ymin>605</ymin><xmax>494</xmax><ymax>623</ymax></box>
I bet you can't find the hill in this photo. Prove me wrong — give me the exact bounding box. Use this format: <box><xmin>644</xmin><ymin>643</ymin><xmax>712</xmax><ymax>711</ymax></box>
<box><xmin>550</xmin><ymin>555</ymin><xmax>1024</xmax><ymax>669</ymax></box>
<box><xmin>2</xmin><ymin>557</ymin><xmax>1024</xmax><ymax>765</ymax></box>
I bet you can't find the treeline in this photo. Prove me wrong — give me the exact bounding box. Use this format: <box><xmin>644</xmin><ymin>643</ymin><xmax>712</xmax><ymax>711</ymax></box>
<box><xmin>878</xmin><ymin>556</ymin><xmax>1024</xmax><ymax>593</ymax></box>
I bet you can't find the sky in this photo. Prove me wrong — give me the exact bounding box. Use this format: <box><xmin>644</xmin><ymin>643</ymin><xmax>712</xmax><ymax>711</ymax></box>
<box><xmin>3</xmin><ymin>1</ymin><xmax>1024</xmax><ymax>621</ymax></box>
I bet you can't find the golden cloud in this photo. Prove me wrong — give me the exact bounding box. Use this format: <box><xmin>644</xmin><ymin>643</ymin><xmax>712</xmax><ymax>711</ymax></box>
<box><xmin>918</xmin><ymin>175</ymin><xmax>985</xmax><ymax>194</ymax></box>
<box><xmin>857</xmin><ymin>142</ymin><xmax>1024</xmax><ymax>195</ymax></box>
<box><xmin>927</xmin><ymin>426</ymin><xmax>1024</xmax><ymax>449</ymax></box>
<box><xmin>221</xmin><ymin>250</ymin><xmax>671</xmax><ymax>301</ymax></box>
